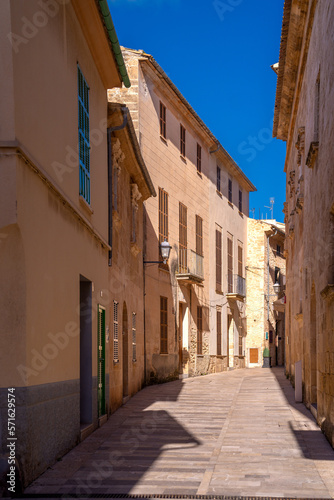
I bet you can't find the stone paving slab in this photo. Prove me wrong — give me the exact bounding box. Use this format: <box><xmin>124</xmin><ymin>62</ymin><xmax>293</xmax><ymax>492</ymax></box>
<box><xmin>24</xmin><ymin>367</ymin><xmax>334</xmax><ymax>498</ymax></box>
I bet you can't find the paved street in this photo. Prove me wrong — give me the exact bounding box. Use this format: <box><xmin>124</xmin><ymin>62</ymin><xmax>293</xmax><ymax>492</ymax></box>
<box><xmin>25</xmin><ymin>368</ymin><xmax>334</xmax><ymax>498</ymax></box>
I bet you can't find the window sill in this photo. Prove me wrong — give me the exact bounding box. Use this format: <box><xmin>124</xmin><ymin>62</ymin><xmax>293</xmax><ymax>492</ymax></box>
<box><xmin>180</xmin><ymin>155</ymin><xmax>187</xmax><ymax>164</ymax></box>
<box><xmin>228</xmin><ymin>201</ymin><xmax>234</xmax><ymax>208</ymax></box>
<box><xmin>79</xmin><ymin>195</ymin><xmax>94</xmax><ymax>215</ymax></box>
<box><xmin>197</xmin><ymin>354</ymin><xmax>204</xmax><ymax>357</ymax></box>
<box><xmin>160</xmin><ymin>135</ymin><xmax>168</xmax><ymax>145</ymax></box>
<box><xmin>197</xmin><ymin>171</ymin><xmax>202</xmax><ymax>178</ymax></box>
<box><xmin>113</xmin><ymin>360</ymin><xmax>120</xmax><ymax>365</ymax></box>
<box><xmin>238</xmin><ymin>211</ymin><xmax>244</xmax><ymax>218</ymax></box>
<box><xmin>215</xmin><ymin>289</ymin><xmax>224</xmax><ymax>295</ymax></box>
<box><xmin>216</xmin><ymin>190</ymin><xmax>222</xmax><ymax>198</ymax></box>
<box><xmin>160</xmin><ymin>353</ymin><xmax>168</xmax><ymax>356</ymax></box>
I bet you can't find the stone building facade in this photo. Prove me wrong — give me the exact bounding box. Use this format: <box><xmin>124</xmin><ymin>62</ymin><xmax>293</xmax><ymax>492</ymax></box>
<box><xmin>273</xmin><ymin>0</ymin><xmax>334</xmax><ymax>447</ymax></box>
<box><xmin>246</xmin><ymin>220</ymin><xmax>286</xmax><ymax>368</ymax></box>
<box><xmin>108</xmin><ymin>48</ymin><xmax>255</xmax><ymax>381</ymax></box>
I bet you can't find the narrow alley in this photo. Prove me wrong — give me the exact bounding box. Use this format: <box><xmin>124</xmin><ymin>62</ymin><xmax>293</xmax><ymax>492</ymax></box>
<box><xmin>25</xmin><ymin>368</ymin><xmax>334</xmax><ymax>499</ymax></box>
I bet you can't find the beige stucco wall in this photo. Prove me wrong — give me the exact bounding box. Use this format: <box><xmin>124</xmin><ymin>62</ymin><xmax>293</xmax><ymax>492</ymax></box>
<box><xmin>0</xmin><ymin>0</ymin><xmax>124</xmax><ymax>486</ymax></box>
<box><xmin>281</xmin><ymin>0</ymin><xmax>334</xmax><ymax>447</ymax></box>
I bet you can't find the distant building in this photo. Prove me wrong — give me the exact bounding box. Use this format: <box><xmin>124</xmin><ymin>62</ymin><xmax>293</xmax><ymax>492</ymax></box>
<box><xmin>246</xmin><ymin>220</ymin><xmax>286</xmax><ymax>368</ymax></box>
<box><xmin>0</xmin><ymin>0</ymin><xmax>131</xmax><ymax>487</ymax></box>
<box><xmin>108</xmin><ymin>48</ymin><xmax>255</xmax><ymax>380</ymax></box>
<box><xmin>273</xmin><ymin>0</ymin><xmax>334</xmax><ymax>447</ymax></box>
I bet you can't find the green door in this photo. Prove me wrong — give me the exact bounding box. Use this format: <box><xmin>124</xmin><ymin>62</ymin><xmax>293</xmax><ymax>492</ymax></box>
<box><xmin>97</xmin><ymin>306</ymin><xmax>106</xmax><ymax>417</ymax></box>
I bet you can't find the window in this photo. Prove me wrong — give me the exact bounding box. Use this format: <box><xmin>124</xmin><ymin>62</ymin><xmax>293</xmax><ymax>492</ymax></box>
<box><xmin>113</xmin><ymin>301</ymin><xmax>119</xmax><ymax>363</ymax></box>
<box><xmin>197</xmin><ymin>306</ymin><xmax>203</xmax><ymax>355</ymax></box>
<box><xmin>132</xmin><ymin>313</ymin><xmax>136</xmax><ymax>362</ymax></box>
<box><xmin>196</xmin><ymin>215</ymin><xmax>203</xmax><ymax>256</ymax></box>
<box><xmin>217</xmin><ymin>310</ymin><xmax>222</xmax><ymax>356</ymax></box>
<box><xmin>227</xmin><ymin>235</ymin><xmax>233</xmax><ymax>293</ymax></box>
<box><xmin>239</xmin><ymin>190</ymin><xmax>242</xmax><ymax>212</ymax></box>
<box><xmin>78</xmin><ymin>66</ymin><xmax>90</xmax><ymax>204</ymax></box>
<box><xmin>216</xmin><ymin>165</ymin><xmax>221</xmax><ymax>192</ymax></box>
<box><xmin>216</xmin><ymin>227</ymin><xmax>222</xmax><ymax>291</ymax></box>
<box><xmin>159</xmin><ymin>188</ymin><xmax>168</xmax><ymax>243</ymax></box>
<box><xmin>160</xmin><ymin>297</ymin><xmax>168</xmax><ymax>354</ymax></box>
<box><xmin>228</xmin><ymin>179</ymin><xmax>233</xmax><ymax>203</ymax></box>
<box><xmin>180</xmin><ymin>124</ymin><xmax>186</xmax><ymax>157</ymax></box>
<box><xmin>179</xmin><ymin>203</ymin><xmax>187</xmax><ymax>273</ymax></box>
<box><xmin>197</xmin><ymin>143</ymin><xmax>202</xmax><ymax>173</ymax></box>
<box><xmin>276</xmin><ymin>244</ymin><xmax>281</xmax><ymax>256</ymax></box>
<box><xmin>275</xmin><ymin>266</ymin><xmax>280</xmax><ymax>284</ymax></box>
<box><xmin>238</xmin><ymin>244</ymin><xmax>243</xmax><ymax>278</ymax></box>
<box><xmin>239</xmin><ymin>333</ymin><xmax>243</xmax><ymax>357</ymax></box>
<box><xmin>160</xmin><ymin>101</ymin><xmax>166</xmax><ymax>139</ymax></box>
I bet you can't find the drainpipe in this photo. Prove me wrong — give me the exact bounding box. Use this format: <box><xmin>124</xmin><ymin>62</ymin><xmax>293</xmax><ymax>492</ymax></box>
<box><xmin>210</xmin><ymin>143</ymin><xmax>221</xmax><ymax>154</ymax></box>
<box><xmin>107</xmin><ymin>108</ymin><xmax>128</xmax><ymax>266</ymax></box>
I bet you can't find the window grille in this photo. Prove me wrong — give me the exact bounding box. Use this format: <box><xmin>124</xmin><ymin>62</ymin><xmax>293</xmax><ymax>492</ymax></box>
<box><xmin>78</xmin><ymin>66</ymin><xmax>90</xmax><ymax>204</ymax></box>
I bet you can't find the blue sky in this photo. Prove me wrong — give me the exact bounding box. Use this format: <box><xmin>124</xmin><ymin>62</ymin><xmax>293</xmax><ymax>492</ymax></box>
<box><xmin>108</xmin><ymin>0</ymin><xmax>286</xmax><ymax>221</ymax></box>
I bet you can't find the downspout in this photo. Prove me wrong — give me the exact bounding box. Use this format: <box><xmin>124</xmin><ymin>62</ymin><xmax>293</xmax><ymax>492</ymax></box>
<box><xmin>143</xmin><ymin>207</ymin><xmax>147</xmax><ymax>385</ymax></box>
<box><xmin>107</xmin><ymin>108</ymin><xmax>128</xmax><ymax>266</ymax></box>
<box><xmin>210</xmin><ymin>143</ymin><xmax>221</xmax><ymax>154</ymax></box>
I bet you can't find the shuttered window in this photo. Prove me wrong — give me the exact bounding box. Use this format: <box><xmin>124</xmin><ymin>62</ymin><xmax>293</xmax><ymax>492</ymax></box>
<box><xmin>132</xmin><ymin>313</ymin><xmax>136</xmax><ymax>362</ymax></box>
<box><xmin>159</xmin><ymin>188</ymin><xmax>168</xmax><ymax>242</ymax></box>
<box><xmin>197</xmin><ymin>143</ymin><xmax>202</xmax><ymax>173</ymax></box>
<box><xmin>113</xmin><ymin>301</ymin><xmax>119</xmax><ymax>363</ymax></box>
<box><xmin>239</xmin><ymin>190</ymin><xmax>242</xmax><ymax>212</ymax></box>
<box><xmin>217</xmin><ymin>165</ymin><xmax>221</xmax><ymax>192</ymax></box>
<box><xmin>197</xmin><ymin>306</ymin><xmax>203</xmax><ymax>355</ymax></box>
<box><xmin>217</xmin><ymin>310</ymin><xmax>222</xmax><ymax>356</ymax></box>
<box><xmin>228</xmin><ymin>236</ymin><xmax>233</xmax><ymax>293</ymax></box>
<box><xmin>239</xmin><ymin>333</ymin><xmax>243</xmax><ymax>357</ymax></box>
<box><xmin>216</xmin><ymin>228</ymin><xmax>222</xmax><ymax>291</ymax></box>
<box><xmin>196</xmin><ymin>215</ymin><xmax>203</xmax><ymax>257</ymax></box>
<box><xmin>228</xmin><ymin>179</ymin><xmax>233</xmax><ymax>203</ymax></box>
<box><xmin>160</xmin><ymin>297</ymin><xmax>168</xmax><ymax>354</ymax></box>
<box><xmin>180</xmin><ymin>124</ymin><xmax>186</xmax><ymax>157</ymax></box>
<box><xmin>78</xmin><ymin>66</ymin><xmax>90</xmax><ymax>204</ymax></box>
<box><xmin>160</xmin><ymin>101</ymin><xmax>166</xmax><ymax>139</ymax></box>
<box><xmin>179</xmin><ymin>203</ymin><xmax>187</xmax><ymax>273</ymax></box>
<box><xmin>238</xmin><ymin>244</ymin><xmax>243</xmax><ymax>278</ymax></box>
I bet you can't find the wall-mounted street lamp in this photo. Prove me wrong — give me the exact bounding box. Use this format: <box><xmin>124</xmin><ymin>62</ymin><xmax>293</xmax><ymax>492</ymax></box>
<box><xmin>143</xmin><ymin>239</ymin><xmax>172</xmax><ymax>265</ymax></box>
<box><xmin>273</xmin><ymin>281</ymin><xmax>281</xmax><ymax>295</ymax></box>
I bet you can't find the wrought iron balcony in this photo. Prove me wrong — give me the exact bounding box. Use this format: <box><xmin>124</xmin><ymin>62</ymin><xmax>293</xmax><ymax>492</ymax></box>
<box><xmin>176</xmin><ymin>248</ymin><xmax>204</xmax><ymax>283</ymax></box>
<box><xmin>226</xmin><ymin>274</ymin><xmax>246</xmax><ymax>301</ymax></box>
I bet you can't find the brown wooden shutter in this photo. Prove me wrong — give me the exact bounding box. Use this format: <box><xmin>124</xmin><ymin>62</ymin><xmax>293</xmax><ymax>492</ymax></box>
<box><xmin>216</xmin><ymin>229</ymin><xmax>222</xmax><ymax>290</ymax></box>
<box><xmin>197</xmin><ymin>306</ymin><xmax>203</xmax><ymax>355</ymax></box>
<box><xmin>238</xmin><ymin>245</ymin><xmax>243</xmax><ymax>277</ymax></box>
<box><xmin>160</xmin><ymin>296</ymin><xmax>168</xmax><ymax>354</ymax></box>
<box><xmin>228</xmin><ymin>237</ymin><xmax>233</xmax><ymax>292</ymax></box>
<box><xmin>217</xmin><ymin>310</ymin><xmax>222</xmax><ymax>356</ymax></box>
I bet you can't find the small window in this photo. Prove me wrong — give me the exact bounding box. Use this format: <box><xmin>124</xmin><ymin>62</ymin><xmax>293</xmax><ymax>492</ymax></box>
<box><xmin>197</xmin><ymin>143</ymin><xmax>202</xmax><ymax>173</ymax></box>
<box><xmin>132</xmin><ymin>313</ymin><xmax>136</xmax><ymax>362</ymax></box>
<box><xmin>78</xmin><ymin>65</ymin><xmax>90</xmax><ymax>204</ymax></box>
<box><xmin>160</xmin><ymin>101</ymin><xmax>166</xmax><ymax>139</ymax></box>
<box><xmin>180</xmin><ymin>124</ymin><xmax>186</xmax><ymax>157</ymax></box>
<box><xmin>196</xmin><ymin>215</ymin><xmax>203</xmax><ymax>257</ymax></box>
<box><xmin>228</xmin><ymin>179</ymin><xmax>233</xmax><ymax>203</ymax></box>
<box><xmin>239</xmin><ymin>333</ymin><xmax>243</xmax><ymax>357</ymax></box>
<box><xmin>275</xmin><ymin>267</ymin><xmax>280</xmax><ymax>284</ymax></box>
<box><xmin>197</xmin><ymin>306</ymin><xmax>203</xmax><ymax>355</ymax></box>
<box><xmin>239</xmin><ymin>190</ymin><xmax>242</xmax><ymax>212</ymax></box>
<box><xmin>159</xmin><ymin>187</ymin><xmax>168</xmax><ymax>242</ymax></box>
<box><xmin>276</xmin><ymin>244</ymin><xmax>281</xmax><ymax>256</ymax></box>
<box><xmin>160</xmin><ymin>297</ymin><xmax>168</xmax><ymax>354</ymax></box>
<box><xmin>216</xmin><ymin>165</ymin><xmax>221</xmax><ymax>192</ymax></box>
<box><xmin>113</xmin><ymin>301</ymin><xmax>119</xmax><ymax>363</ymax></box>
<box><xmin>217</xmin><ymin>310</ymin><xmax>222</xmax><ymax>356</ymax></box>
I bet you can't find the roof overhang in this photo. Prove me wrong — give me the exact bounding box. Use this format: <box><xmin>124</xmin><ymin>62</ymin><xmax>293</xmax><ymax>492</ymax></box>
<box><xmin>72</xmin><ymin>0</ymin><xmax>130</xmax><ymax>89</ymax></box>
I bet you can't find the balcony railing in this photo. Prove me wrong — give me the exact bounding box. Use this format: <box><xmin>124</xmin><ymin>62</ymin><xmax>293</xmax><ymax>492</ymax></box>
<box><xmin>227</xmin><ymin>274</ymin><xmax>246</xmax><ymax>299</ymax></box>
<box><xmin>176</xmin><ymin>248</ymin><xmax>204</xmax><ymax>283</ymax></box>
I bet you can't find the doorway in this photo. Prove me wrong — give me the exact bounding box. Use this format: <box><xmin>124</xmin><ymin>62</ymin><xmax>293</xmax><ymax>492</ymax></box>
<box><xmin>80</xmin><ymin>276</ymin><xmax>92</xmax><ymax>426</ymax></box>
<box><xmin>97</xmin><ymin>305</ymin><xmax>106</xmax><ymax>417</ymax></box>
<box><xmin>310</xmin><ymin>285</ymin><xmax>317</xmax><ymax>404</ymax></box>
